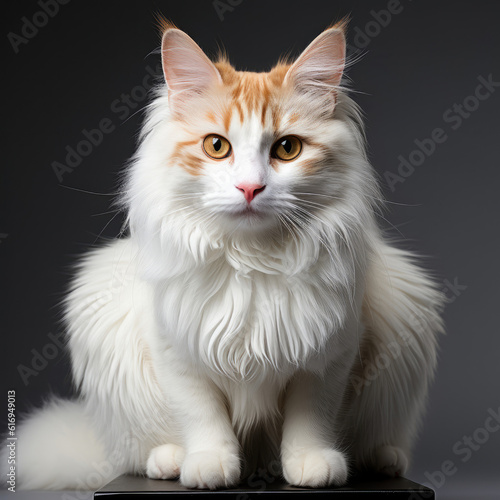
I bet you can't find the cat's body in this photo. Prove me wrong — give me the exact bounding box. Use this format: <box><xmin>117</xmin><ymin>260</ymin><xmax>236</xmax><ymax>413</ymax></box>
<box><xmin>8</xmin><ymin>21</ymin><xmax>444</xmax><ymax>490</ymax></box>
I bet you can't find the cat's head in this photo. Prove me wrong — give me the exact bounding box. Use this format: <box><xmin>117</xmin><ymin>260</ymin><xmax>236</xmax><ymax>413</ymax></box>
<box><xmin>126</xmin><ymin>21</ymin><xmax>378</xmax><ymax>272</ymax></box>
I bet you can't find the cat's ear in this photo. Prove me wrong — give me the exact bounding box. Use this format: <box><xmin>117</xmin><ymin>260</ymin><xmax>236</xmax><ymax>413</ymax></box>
<box><xmin>285</xmin><ymin>23</ymin><xmax>346</xmax><ymax>102</ymax></box>
<box><xmin>161</xmin><ymin>27</ymin><xmax>222</xmax><ymax>114</ymax></box>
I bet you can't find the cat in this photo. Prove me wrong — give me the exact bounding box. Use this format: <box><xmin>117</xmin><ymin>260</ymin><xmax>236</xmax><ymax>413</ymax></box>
<box><xmin>7</xmin><ymin>19</ymin><xmax>444</xmax><ymax>491</ymax></box>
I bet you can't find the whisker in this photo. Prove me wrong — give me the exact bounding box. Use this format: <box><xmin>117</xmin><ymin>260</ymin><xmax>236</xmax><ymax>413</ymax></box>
<box><xmin>92</xmin><ymin>211</ymin><xmax>122</xmax><ymax>245</ymax></box>
<box><xmin>60</xmin><ymin>185</ymin><xmax>124</xmax><ymax>196</ymax></box>
<box><xmin>291</xmin><ymin>190</ymin><xmax>417</xmax><ymax>208</ymax></box>
<box><xmin>92</xmin><ymin>209</ymin><xmax>121</xmax><ymax>217</ymax></box>
<box><xmin>375</xmin><ymin>213</ymin><xmax>407</xmax><ymax>239</ymax></box>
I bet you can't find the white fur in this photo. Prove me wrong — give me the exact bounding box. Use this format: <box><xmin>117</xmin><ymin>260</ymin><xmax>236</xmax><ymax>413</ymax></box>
<box><xmin>9</xmin><ymin>27</ymin><xmax>444</xmax><ymax>491</ymax></box>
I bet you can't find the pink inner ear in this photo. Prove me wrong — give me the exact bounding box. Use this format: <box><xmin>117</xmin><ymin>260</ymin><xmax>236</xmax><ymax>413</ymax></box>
<box><xmin>161</xmin><ymin>29</ymin><xmax>222</xmax><ymax>112</ymax></box>
<box><xmin>285</xmin><ymin>28</ymin><xmax>346</xmax><ymax>92</ymax></box>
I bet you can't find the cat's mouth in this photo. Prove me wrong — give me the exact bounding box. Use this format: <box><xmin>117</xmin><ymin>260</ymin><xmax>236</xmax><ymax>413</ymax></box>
<box><xmin>242</xmin><ymin>205</ymin><xmax>259</xmax><ymax>214</ymax></box>
<box><xmin>216</xmin><ymin>201</ymin><xmax>277</xmax><ymax>229</ymax></box>
<box><xmin>228</xmin><ymin>203</ymin><xmax>270</xmax><ymax>224</ymax></box>
<box><xmin>236</xmin><ymin>204</ymin><xmax>266</xmax><ymax>217</ymax></box>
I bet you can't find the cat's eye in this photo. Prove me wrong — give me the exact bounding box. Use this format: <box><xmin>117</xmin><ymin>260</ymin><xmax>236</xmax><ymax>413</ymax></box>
<box><xmin>272</xmin><ymin>136</ymin><xmax>302</xmax><ymax>161</ymax></box>
<box><xmin>203</xmin><ymin>134</ymin><xmax>232</xmax><ymax>159</ymax></box>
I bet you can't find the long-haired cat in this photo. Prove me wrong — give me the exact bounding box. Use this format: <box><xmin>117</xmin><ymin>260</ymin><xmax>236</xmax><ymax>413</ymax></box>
<box><xmin>7</xmin><ymin>20</ymin><xmax>444</xmax><ymax>490</ymax></box>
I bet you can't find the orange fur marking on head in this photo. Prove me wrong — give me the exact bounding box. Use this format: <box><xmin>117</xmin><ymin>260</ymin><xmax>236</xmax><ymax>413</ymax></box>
<box><xmin>301</xmin><ymin>142</ymin><xmax>338</xmax><ymax>176</ymax></box>
<box><xmin>268</xmin><ymin>63</ymin><xmax>291</xmax><ymax>86</ymax></box>
<box><xmin>176</xmin><ymin>139</ymin><xmax>199</xmax><ymax>149</ymax></box>
<box><xmin>223</xmin><ymin>106</ymin><xmax>233</xmax><ymax>132</ymax></box>
<box><xmin>234</xmin><ymin>100</ymin><xmax>245</xmax><ymax>123</ymax></box>
<box><xmin>171</xmin><ymin>140</ymin><xmax>203</xmax><ymax>176</ymax></box>
<box><xmin>260</xmin><ymin>100</ymin><xmax>269</xmax><ymax>126</ymax></box>
<box><xmin>272</xmin><ymin>107</ymin><xmax>282</xmax><ymax>130</ymax></box>
<box><xmin>180</xmin><ymin>153</ymin><xmax>203</xmax><ymax>176</ymax></box>
<box><xmin>300</xmin><ymin>158</ymin><xmax>323</xmax><ymax>175</ymax></box>
<box><xmin>215</xmin><ymin>61</ymin><xmax>238</xmax><ymax>86</ymax></box>
<box><xmin>206</xmin><ymin>111</ymin><xmax>217</xmax><ymax>124</ymax></box>
<box><xmin>175</xmin><ymin>152</ymin><xmax>203</xmax><ymax>176</ymax></box>
<box><xmin>211</xmin><ymin>59</ymin><xmax>296</xmax><ymax>130</ymax></box>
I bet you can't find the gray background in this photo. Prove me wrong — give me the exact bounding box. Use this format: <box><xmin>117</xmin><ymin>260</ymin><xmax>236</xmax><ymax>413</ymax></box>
<box><xmin>1</xmin><ymin>0</ymin><xmax>499</xmax><ymax>498</ymax></box>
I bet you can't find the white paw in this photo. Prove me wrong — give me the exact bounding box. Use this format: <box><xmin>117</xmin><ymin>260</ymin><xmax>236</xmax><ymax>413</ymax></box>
<box><xmin>283</xmin><ymin>447</ymin><xmax>348</xmax><ymax>488</ymax></box>
<box><xmin>180</xmin><ymin>449</ymin><xmax>241</xmax><ymax>489</ymax></box>
<box><xmin>372</xmin><ymin>445</ymin><xmax>408</xmax><ymax>477</ymax></box>
<box><xmin>146</xmin><ymin>444</ymin><xmax>186</xmax><ymax>480</ymax></box>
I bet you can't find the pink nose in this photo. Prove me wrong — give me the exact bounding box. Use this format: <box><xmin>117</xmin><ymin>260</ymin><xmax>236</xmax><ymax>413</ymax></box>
<box><xmin>235</xmin><ymin>183</ymin><xmax>266</xmax><ymax>204</ymax></box>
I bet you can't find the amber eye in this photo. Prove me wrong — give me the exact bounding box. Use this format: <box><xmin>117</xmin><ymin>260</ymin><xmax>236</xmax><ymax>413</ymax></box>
<box><xmin>272</xmin><ymin>136</ymin><xmax>302</xmax><ymax>161</ymax></box>
<box><xmin>203</xmin><ymin>134</ymin><xmax>232</xmax><ymax>159</ymax></box>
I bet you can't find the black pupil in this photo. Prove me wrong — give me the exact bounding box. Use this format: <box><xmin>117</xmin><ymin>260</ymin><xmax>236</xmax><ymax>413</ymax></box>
<box><xmin>281</xmin><ymin>139</ymin><xmax>292</xmax><ymax>154</ymax></box>
<box><xmin>213</xmin><ymin>137</ymin><xmax>222</xmax><ymax>151</ymax></box>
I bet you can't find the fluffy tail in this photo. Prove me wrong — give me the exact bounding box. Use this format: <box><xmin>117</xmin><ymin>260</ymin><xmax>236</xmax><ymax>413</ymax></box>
<box><xmin>346</xmin><ymin>238</ymin><xmax>445</xmax><ymax>473</ymax></box>
<box><xmin>3</xmin><ymin>399</ymin><xmax>117</xmax><ymax>490</ymax></box>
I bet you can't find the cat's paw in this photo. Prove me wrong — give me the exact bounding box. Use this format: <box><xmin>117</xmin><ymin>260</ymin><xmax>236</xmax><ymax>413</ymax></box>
<box><xmin>282</xmin><ymin>447</ymin><xmax>348</xmax><ymax>488</ymax></box>
<box><xmin>146</xmin><ymin>444</ymin><xmax>186</xmax><ymax>480</ymax></box>
<box><xmin>372</xmin><ymin>445</ymin><xmax>408</xmax><ymax>477</ymax></box>
<box><xmin>180</xmin><ymin>449</ymin><xmax>241</xmax><ymax>489</ymax></box>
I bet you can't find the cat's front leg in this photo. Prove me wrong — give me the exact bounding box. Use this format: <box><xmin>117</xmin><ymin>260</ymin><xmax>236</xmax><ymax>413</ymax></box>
<box><xmin>147</xmin><ymin>361</ymin><xmax>241</xmax><ymax>489</ymax></box>
<box><xmin>281</xmin><ymin>369</ymin><xmax>350</xmax><ymax>488</ymax></box>
<box><xmin>177</xmin><ymin>376</ymin><xmax>241</xmax><ymax>489</ymax></box>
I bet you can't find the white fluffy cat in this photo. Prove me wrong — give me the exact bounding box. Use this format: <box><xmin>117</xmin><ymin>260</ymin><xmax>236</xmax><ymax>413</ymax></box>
<box><xmin>8</xmin><ymin>20</ymin><xmax>444</xmax><ymax>490</ymax></box>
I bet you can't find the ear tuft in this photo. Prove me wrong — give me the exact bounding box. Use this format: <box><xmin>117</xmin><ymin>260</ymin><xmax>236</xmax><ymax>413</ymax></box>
<box><xmin>326</xmin><ymin>16</ymin><xmax>350</xmax><ymax>34</ymax></box>
<box><xmin>155</xmin><ymin>14</ymin><xmax>178</xmax><ymax>38</ymax></box>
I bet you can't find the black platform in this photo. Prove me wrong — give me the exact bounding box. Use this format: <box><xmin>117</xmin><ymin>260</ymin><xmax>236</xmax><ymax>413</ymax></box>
<box><xmin>94</xmin><ymin>474</ymin><xmax>434</xmax><ymax>499</ymax></box>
